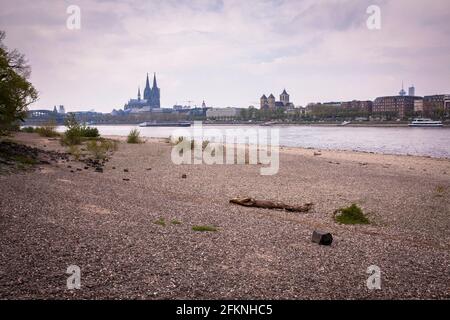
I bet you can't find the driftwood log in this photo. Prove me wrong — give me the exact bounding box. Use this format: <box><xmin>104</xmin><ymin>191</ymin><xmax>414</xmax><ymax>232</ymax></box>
<box><xmin>230</xmin><ymin>197</ymin><xmax>313</xmax><ymax>213</ymax></box>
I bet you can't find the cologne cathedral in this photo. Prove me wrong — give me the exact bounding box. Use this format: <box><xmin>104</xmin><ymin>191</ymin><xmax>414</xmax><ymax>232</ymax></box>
<box><xmin>124</xmin><ymin>73</ymin><xmax>160</xmax><ymax>110</ymax></box>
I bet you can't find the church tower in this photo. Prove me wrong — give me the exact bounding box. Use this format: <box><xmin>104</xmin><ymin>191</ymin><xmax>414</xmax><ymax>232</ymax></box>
<box><xmin>268</xmin><ymin>94</ymin><xmax>276</xmax><ymax>109</ymax></box>
<box><xmin>260</xmin><ymin>95</ymin><xmax>268</xmax><ymax>109</ymax></box>
<box><xmin>143</xmin><ymin>73</ymin><xmax>151</xmax><ymax>102</ymax></box>
<box><xmin>280</xmin><ymin>89</ymin><xmax>289</xmax><ymax>106</ymax></box>
<box><xmin>150</xmin><ymin>73</ymin><xmax>160</xmax><ymax>108</ymax></box>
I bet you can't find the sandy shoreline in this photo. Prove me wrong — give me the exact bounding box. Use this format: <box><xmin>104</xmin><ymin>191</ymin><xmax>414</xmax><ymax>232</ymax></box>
<box><xmin>0</xmin><ymin>133</ymin><xmax>449</xmax><ymax>299</ymax></box>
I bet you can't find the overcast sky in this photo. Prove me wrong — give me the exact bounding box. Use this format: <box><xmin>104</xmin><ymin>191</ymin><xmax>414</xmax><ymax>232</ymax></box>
<box><xmin>1</xmin><ymin>0</ymin><xmax>449</xmax><ymax>112</ymax></box>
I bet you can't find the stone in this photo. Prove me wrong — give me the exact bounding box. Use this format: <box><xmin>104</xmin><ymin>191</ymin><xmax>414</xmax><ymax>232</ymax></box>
<box><xmin>313</xmin><ymin>152</ymin><xmax>322</xmax><ymax>156</ymax></box>
<box><xmin>312</xmin><ymin>230</ymin><xmax>333</xmax><ymax>246</ymax></box>
<box><xmin>146</xmin><ymin>168</ymin><xmax>152</xmax><ymax>171</ymax></box>
<box><xmin>124</xmin><ymin>169</ymin><xmax>129</xmax><ymax>172</ymax></box>
<box><xmin>181</xmin><ymin>174</ymin><xmax>187</xmax><ymax>179</ymax></box>
<box><xmin>123</xmin><ymin>178</ymin><xmax>130</xmax><ymax>181</ymax></box>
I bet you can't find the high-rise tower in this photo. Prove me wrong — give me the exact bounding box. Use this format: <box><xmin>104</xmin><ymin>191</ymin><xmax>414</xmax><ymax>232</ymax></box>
<box><xmin>399</xmin><ymin>81</ymin><xmax>406</xmax><ymax>96</ymax></box>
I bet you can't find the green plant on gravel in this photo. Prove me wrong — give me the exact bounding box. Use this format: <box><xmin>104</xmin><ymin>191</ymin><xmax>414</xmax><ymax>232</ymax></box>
<box><xmin>79</xmin><ymin>126</ymin><xmax>99</xmax><ymax>138</ymax></box>
<box><xmin>12</xmin><ymin>154</ymin><xmax>38</xmax><ymax>166</ymax></box>
<box><xmin>61</xmin><ymin>113</ymin><xmax>99</xmax><ymax>145</ymax></box>
<box><xmin>68</xmin><ymin>145</ymin><xmax>81</xmax><ymax>160</ymax></box>
<box><xmin>127</xmin><ymin>129</ymin><xmax>141</xmax><ymax>144</ymax></box>
<box><xmin>21</xmin><ymin>126</ymin><xmax>35</xmax><ymax>133</ymax></box>
<box><xmin>435</xmin><ymin>185</ymin><xmax>446</xmax><ymax>198</ymax></box>
<box><xmin>101</xmin><ymin>139</ymin><xmax>119</xmax><ymax>152</ymax></box>
<box><xmin>171</xmin><ymin>219</ymin><xmax>181</xmax><ymax>225</ymax></box>
<box><xmin>85</xmin><ymin>139</ymin><xmax>116</xmax><ymax>160</ymax></box>
<box><xmin>154</xmin><ymin>217</ymin><xmax>166</xmax><ymax>226</ymax></box>
<box><xmin>192</xmin><ymin>225</ymin><xmax>218</xmax><ymax>232</ymax></box>
<box><xmin>171</xmin><ymin>136</ymin><xmax>210</xmax><ymax>151</ymax></box>
<box><xmin>35</xmin><ymin>120</ymin><xmax>59</xmax><ymax>137</ymax></box>
<box><xmin>334</xmin><ymin>203</ymin><xmax>370</xmax><ymax>225</ymax></box>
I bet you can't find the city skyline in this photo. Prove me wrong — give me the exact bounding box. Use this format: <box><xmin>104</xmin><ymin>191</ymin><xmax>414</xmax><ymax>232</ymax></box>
<box><xmin>0</xmin><ymin>0</ymin><xmax>449</xmax><ymax>112</ymax></box>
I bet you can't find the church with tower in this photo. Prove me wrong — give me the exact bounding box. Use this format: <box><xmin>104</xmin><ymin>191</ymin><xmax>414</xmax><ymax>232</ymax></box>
<box><xmin>260</xmin><ymin>89</ymin><xmax>294</xmax><ymax>110</ymax></box>
<box><xmin>124</xmin><ymin>73</ymin><xmax>160</xmax><ymax>111</ymax></box>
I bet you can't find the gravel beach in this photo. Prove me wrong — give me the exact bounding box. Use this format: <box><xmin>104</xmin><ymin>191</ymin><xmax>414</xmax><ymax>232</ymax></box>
<box><xmin>0</xmin><ymin>132</ymin><xmax>449</xmax><ymax>299</ymax></box>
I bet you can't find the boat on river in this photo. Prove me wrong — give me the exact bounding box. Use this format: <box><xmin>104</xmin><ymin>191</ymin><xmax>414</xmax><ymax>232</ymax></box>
<box><xmin>408</xmin><ymin>118</ymin><xmax>443</xmax><ymax>127</ymax></box>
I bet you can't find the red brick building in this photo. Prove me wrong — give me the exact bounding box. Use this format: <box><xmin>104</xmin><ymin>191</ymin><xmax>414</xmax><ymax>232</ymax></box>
<box><xmin>373</xmin><ymin>96</ymin><xmax>421</xmax><ymax>119</ymax></box>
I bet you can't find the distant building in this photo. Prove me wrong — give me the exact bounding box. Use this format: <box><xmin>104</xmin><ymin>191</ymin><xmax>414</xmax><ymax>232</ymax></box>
<box><xmin>423</xmin><ymin>95</ymin><xmax>450</xmax><ymax>117</ymax></box>
<box><xmin>189</xmin><ymin>107</ymin><xmax>209</xmax><ymax>118</ymax></box>
<box><xmin>408</xmin><ymin>86</ymin><xmax>415</xmax><ymax>97</ymax></box>
<box><xmin>206</xmin><ymin>107</ymin><xmax>242</xmax><ymax>120</ymax></box>
<box><xmin>373</xmin><ymin>95</ymin><xmax>421</xmax><ymax>119</ymax></box>
<box><xmin>414</xmin><ymin>99</ymin><xmax>424</xmax><ymax>113</ymax></box>
<box><xmin>341</xmin><ymin>100</ymin><xmax>373</xmax><ymax>114</ymax></box>
<box><xmin>52</xmin><ymin>105</ymin><xmax>65</xmax><ymax>113</ymax></box>
<box><xmin>124</xmin><ymin>73</ymin><xmax>160</xmax><ymax>111</ymax></box>
<box><xmin>173</xmin><ymin>104</ymin><xmax>191</xmax><ymax>111</ymax></box>
<box><xmin>304</xmin><ymin>102</ymin><xmax>341</xmax><ymax>117</ymax></box>
<box><xmin>260</xmin><ymin>90</ymin><xmax>294</xmax><ymax>109</ymax></box>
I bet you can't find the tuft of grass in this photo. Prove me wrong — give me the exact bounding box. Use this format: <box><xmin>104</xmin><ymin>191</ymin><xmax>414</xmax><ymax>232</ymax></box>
<box><xmin>171</xmin><ymin>219</ymin><xmax>181</xmax><ymax>225</ymax></box>
<box><xmin>192</xmin><ymin>225</ymin><xmax>218</xmax><ymax>232</ymax></box>
<box><xmin>86</xmin><ymin>140</ymin><xmax>106</xmax><ymax>160</ymax></box>
<box><xmin>68</xmin><ymin>145</ymin><xmax>81</xmax><ymax>160</ymax></box>
<box><xmin>171</xmin><ymin>136</ymin><xmax>210</xmax><ymax>151</ymax></box>
<box><xmin>85</xmin><ymin>139</ymin><xmax>117</xmax><ymax>160</ymax></box>
<box><xmin>12</xmin><ymin>154</ymin><xmax>38</xmax><ymax>166</ymax></box>
<box><xmin>102</xmin><ymin>139</ymin><xmax>119</xmax><ymax>152</ymax></box>
<box><xmin>435</xmin><ymin>185</ymin><xmax>446</xmax><ymax>198</ymax></box>
<box><xmin>334</xmin><ymin>204</ymin><xmax>370</xmax><ymax>225</ymax></box>
<box><xmin>127</xmin><ymin>129</ymin><xmax>141</xmax><ymax>144</ymax></box>
<box><xmin>35</xmin><ymin>121</ymin><xmax>59</xmax><ymax>137</ymax></box>
<box><xmin>154</xmin><ymin>218</ymin><xmax>166</xmax><ymax>226</ymax></box>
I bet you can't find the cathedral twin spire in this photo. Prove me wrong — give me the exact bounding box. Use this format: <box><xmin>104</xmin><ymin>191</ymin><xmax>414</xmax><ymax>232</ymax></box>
<box><xmin>142</xmin><ymin>72</ymin><xmax>160</xmax><ymax>108</ymax></box>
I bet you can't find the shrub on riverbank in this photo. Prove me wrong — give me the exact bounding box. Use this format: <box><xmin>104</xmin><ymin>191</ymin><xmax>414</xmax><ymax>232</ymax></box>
<box><xmin>35</xmin><ymin>126</ymin><xmax>59</xmax><ymax>137</ymax></box>
<box><xmin>20</xmin><ymin>127</ymin><xmax>35</xmax><ymax>133</ymax></box>
<box><xmin>334</xmin><ymin>204</ymin><xmax>370</xmax><ymax>225</ymax></box>
<box><xmin>34</xmin><ymin>120</ymin><xmax>59</xmax><ymax>137</ymax></box>
<box><xmin>61</xmin><ymin>114</ymin><xmax>99</xmax><ymax>145</ymax></box>
<box><xmin>79</xmin><ymin>126</ymin><xmax>99</xmax><ymax>138</ymax></box>
<box><xmin>127</xmin><ymin>129</ymin><xmax>141</xmax><ymax>144</ymax></box>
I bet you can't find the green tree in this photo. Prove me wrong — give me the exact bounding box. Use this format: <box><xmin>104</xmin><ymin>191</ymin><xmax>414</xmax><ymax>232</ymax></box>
<box><xmin>0</xmin><ymin>31</ymin><xmax>38</xmax><ymax>134</ymax></box>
